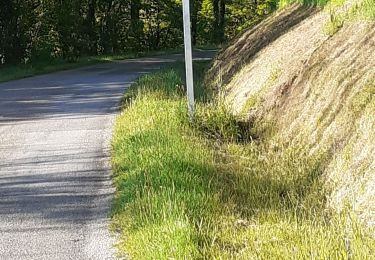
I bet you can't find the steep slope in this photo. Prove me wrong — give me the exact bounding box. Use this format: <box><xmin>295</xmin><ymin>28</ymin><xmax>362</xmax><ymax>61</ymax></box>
<box><xmin>207</xmin><ymin>1</ymin><xmax>375</xmax><ymax>231</ymax></box>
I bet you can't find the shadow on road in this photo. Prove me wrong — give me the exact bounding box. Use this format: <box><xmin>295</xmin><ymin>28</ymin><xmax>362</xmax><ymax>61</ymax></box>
<box><xmin>0</xmin><ymin>51</ymin><xmax>216</xmax><ymax>259</ymax></box>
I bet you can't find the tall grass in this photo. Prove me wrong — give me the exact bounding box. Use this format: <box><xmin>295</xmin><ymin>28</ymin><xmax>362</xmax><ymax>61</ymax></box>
<box><xmin>111</xmin><ymin>64</ymin><xmax>375</xmax><ymax>259</ymax></box>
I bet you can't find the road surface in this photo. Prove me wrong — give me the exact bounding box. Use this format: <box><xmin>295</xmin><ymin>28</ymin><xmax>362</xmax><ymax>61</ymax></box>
<box><xmin>0</xmin><ymin>51</ymin><xmax>215</xmax><ymax>260</ymax></box>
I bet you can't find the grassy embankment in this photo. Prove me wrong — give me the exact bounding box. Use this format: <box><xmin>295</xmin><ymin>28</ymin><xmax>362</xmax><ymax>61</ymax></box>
<box><xmin>111</xmin><ymin>62</ymin><xmax>375</xmax><ymax>259</ymax></box>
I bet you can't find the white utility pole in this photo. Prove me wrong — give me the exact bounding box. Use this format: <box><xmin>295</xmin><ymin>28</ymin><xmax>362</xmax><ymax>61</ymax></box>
<box><xmin>182</xmin><ymin>0</ymin><xmax>195</xmax><ymax>118</ymax></box>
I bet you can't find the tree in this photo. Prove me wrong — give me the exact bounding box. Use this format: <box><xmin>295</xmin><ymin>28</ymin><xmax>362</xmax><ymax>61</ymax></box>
<box><xmin>129</xmin><ymin>0</ymin><xmax>143</xmax><ymax>50</ymax></box>
<box><xmin>0</xmin><ymin>0</ymin><xmax>277</xmax><ymax>65</ymax></box>
<box><xmin>212</xmin><ymin>0</ymin><xmax>226</xmax><ymax>43</ymax></box>
<box><xmin>191</xmin><ymin>0</ymin><xmax>203</xmax><ymax>45</ymax></box>
<box><xmin>0</xmin><ymin>0</ymin><xmax>38</xmax><ymax>64</ymax></box>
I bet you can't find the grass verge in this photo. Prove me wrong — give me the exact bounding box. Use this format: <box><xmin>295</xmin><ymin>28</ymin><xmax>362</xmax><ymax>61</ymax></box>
<box><xmin>0</xmin><ymin>55</ymin><xmax>120</xmax><ymax>83</ymax></box>
<box><xmin>0</xmin><ymin>48</ymin><xmax>183</xmax><ymax>83</ymax></box>
<box><xmin>111</xmin><ymin>63</ymin><xmax>375</xmax><ymax>259</ymax></box>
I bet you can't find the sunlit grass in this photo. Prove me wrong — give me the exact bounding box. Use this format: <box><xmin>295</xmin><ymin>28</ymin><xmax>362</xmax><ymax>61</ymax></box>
<box><xmin>111</xmin><ymin>64</ymin><xmax>375</xmax><ymax>259</ymax></box>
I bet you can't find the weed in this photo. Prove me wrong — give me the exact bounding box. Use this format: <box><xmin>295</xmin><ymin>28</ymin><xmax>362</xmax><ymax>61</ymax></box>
<box><xmin>324</xmin><ymin>8</ymin><xmax>345</xmax><ymax>36</ymax></box>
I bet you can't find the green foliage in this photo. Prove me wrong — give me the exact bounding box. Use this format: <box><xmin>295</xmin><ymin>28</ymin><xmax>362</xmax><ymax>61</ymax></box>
<box><xmin>111</xmin><ymin>65</ymin><xmax>375</xmax><ymax>259</ymax></box>
<box><xmin>1</xmin><ymin>0</ymin><xmax>373</xmax><ymax>66</ymax></box>
<box><xmin>0</xmin><ymin>0</ymin><xmax>279</xmax><ymax>66</ymax></box>
<box><xmin>0</xmin><ymin>0</ymin><xmax>38</xmax><ymax>64</ymax></box>
<box><xmin>226</xmin><ymin>0</ymin><xmax>277</xmax><ymax>39</ymax></box>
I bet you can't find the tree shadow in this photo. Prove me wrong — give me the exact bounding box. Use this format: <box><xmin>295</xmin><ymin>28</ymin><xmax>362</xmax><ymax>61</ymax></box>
<box><xmin>0</xmin><ymin>52</ymin><xmax>217</xmax><ymax>238</ymax></box>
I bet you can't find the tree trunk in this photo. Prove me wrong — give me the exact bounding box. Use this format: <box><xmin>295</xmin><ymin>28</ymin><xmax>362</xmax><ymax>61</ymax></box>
<box><xmin>191</xmin><ymin>0</ymin><xmax>200</xmax><ymax>46</ymax></box>
<box><xmin>212</xmin><ymin>0</ymin><xmax>226</xmax><ymax>43</ymax></box>
<box><xmin>87</xmin><ymin>0</ymin><xmax>97</xmax><ymax>54</ymax></box>
<box><xmin>218</xmin><ymin>0</ymin><xmax>226</xmax><ymax>43</ymax></box>
<box><xmin>0</xmin><ymin>0</ymin><xmax>24</xmax><ymax>64</ymax></box>
<box><xmin>130</xmin><ymin>0</ymin><xmax>142</xmax><ymax>50</ymax></box>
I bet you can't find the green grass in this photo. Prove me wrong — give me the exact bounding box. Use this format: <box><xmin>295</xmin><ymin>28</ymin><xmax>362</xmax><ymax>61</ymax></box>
<box><xmin>0</xmin><ymin>48</ymin><xmax>184</xmax><ymax>83</ymax></box>
<box><xmin>322</xmin><ymin>0</ymin><xmax>375</xmax><ymax>36</ymax></box>
<box><xmin>0</xmin><ymin>55</ymin><xmax>118</xmax><ymax>83</ymax></box>
<box><xmin>351</xmin><ymin>0</ymin><xmax>375</xmax><ymax>20</ymax></box>
<box><xmin>111</xmin><ymin>64</ymin><xmax>375</xmax><ymax>259</ymax></box>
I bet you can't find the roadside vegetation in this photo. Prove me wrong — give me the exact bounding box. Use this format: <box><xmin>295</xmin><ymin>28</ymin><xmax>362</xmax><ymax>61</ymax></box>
<box><xmin>0</xmin><ymin>55</ymin><xmax>127</xmax><ymax>83</ymax></box>
<box><xmin>0</xmin><ymin>49</ymin><xmax>185</xmax><ymax>83</ymax></box>
<box><xmin>111</xmin><ymin>62</ymin><xmax>375</xmax><ymax>259</ymax></box>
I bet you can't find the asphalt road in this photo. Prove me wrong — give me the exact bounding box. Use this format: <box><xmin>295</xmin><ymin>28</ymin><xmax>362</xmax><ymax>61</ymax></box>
<box><xmin>0</xmin><ymin>51</ymin><xmax>215</xmax><ymax>260</ymax></box>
